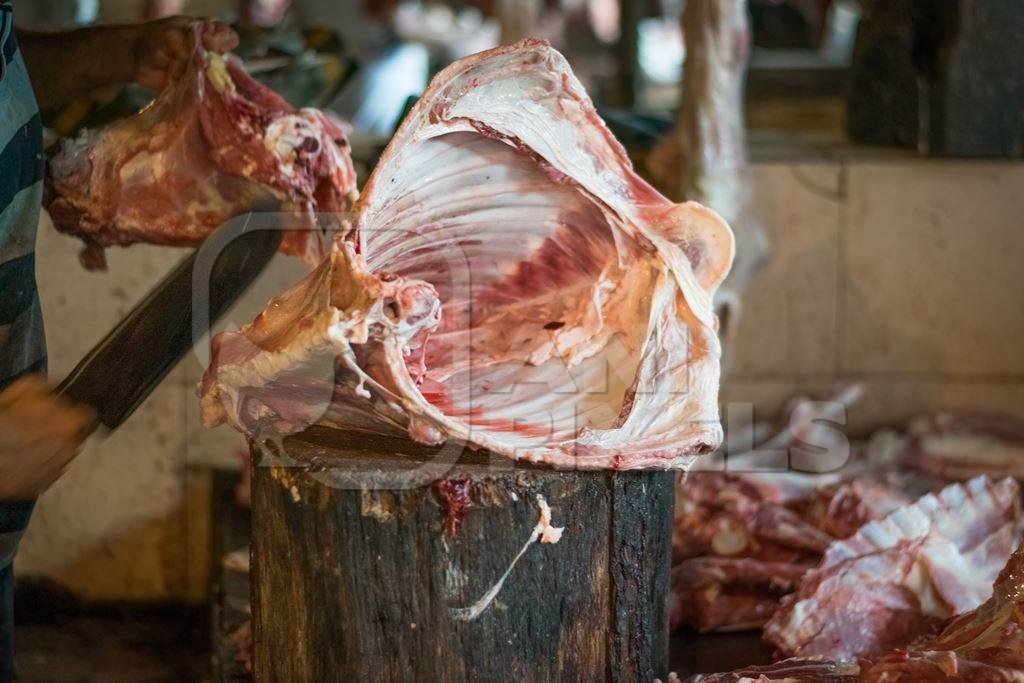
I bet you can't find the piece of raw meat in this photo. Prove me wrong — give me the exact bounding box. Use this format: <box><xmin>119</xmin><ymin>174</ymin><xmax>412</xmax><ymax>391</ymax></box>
<box><xmin>199</xmin><ymin>242</ymin><xmax>440</xmax><ymax>441</ymax></box>
<box><xmin>896</xmin><ymin>412</ymin><xmax>1024</xmax><ymax>481</ymax></box>
<box><xmin>764</xmin><ymin>476</ymin><xmax>1024</xmax><ymax>661</ymax></box>
<box><xmin>670</xmin><ymin>388</ymin><xmax>908</xmax><ymax>633</ymax></box>
<box><xmin>669</xmin><ymin>470</ymin><xmax>906</xmax><ymax>633</ymax></box>
<box><xmin>670</xmin><ymin>555</ymin><xmax>810</xmax><ymax>632</ymax></box>
<box><xmin>685</xmin><ymin>536</ymin><xmax>1024</xmax><ymax>681</ymax></box>
<box><xmin>200</xmin><ymin>39</ymin><xmax>735</xmax><ymax>470</ymax></box>
<box><xmin>673</xmin><ymin>471</ymin><xmax>835</xmax><ymax>566</ymax></box>
<box><xmin>46</xmin><ymin>21</ymin><xmax>357</xmax><ymax>269</ymax></box>
<box><xmin>862</xmin><ymin>537</ymin><xmax>1024</xmax><ymax>682</ymax></box>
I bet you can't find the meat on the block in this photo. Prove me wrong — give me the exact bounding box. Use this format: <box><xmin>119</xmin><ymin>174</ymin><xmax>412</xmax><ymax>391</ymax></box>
<box><xmin>764</xmin><ymin>475</ymin><xmax>1024</xmax><ymax>661</ymax></box>
<box><xmin>46</xmin><ymin>21</ymin><xmax>357</xmax><ymax>269</ymax></box>
<box><xmin>199</xmin><ymin>39</ymin><xmax>735</xmax><ymax>470</ymax></box>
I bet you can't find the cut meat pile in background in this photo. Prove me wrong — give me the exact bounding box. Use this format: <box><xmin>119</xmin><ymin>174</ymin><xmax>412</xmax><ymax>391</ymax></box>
<box><xmin>765</xmin><ymin>475</ymin><xmax>1023</xmax><ymax>660</ymax></box>
<box><xmin>675</xmin><ymin>391</ymin><xmax>1024</xmax><ymax>681</ymax></box>
<box><xmin>200</xmin><ymin>39</ymin><xmax>736</xmax><ymax>470</ymax></box>
<box><xmin>687</xmin><ymin>537</ymin><xmax>1024</xmax><ymax>682</ymax></box>
<box><xmin>45</xmin><ymin>21</ymin><xmax>357</xmax><ymax>269</ymax></box>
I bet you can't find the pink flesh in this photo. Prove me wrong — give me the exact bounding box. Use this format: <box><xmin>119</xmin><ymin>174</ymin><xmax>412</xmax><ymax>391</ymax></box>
<box><xmin>764</xmin><ymin>476</ymin><xmax>1024</xmax><ymax>660</ymax></box>
<box><xmin>862</xmin><ymin>538</ymin><xmax>1024</xmax><ymax>681</ymax></box>
<box><xmin>200</xmin><ymin>39</ymin><xmax>735</xmax><ymax>470</ymax></box>
<box><xmin>45</xmin><ymin>22</ymin><xmax>356</xmax><ymax>269</ymax></box>
<box><xmin>693</xmin><ymin>497</ymin><xmax>1024</xmax><ymax>680</ymax></box>
<box><xmin>669</xmin><ymin>434</ymin><xmax>907</xmax><ymax>635</ymax></box>
<box><xmin>687</xmin><ymin>658</ymin><xmax>860</xmax><ymax>682</ymax></box>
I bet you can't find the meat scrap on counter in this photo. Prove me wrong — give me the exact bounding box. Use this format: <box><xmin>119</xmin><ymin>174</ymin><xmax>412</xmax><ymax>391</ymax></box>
<box><xmin>671</xmin><ymin>471</ymin><xmax>852</xmax><ymax>633</ymax></box>
<box><xmin>765</xmin><ymin>475</ymin><xmax>1024</xmax><ymax>660</ymax></box>
<box><xmin>670</xmin><ymin>387</ymin><xmax>912</xmax><ymax>633</ymax></box>
<box><xmin>685</xmin><ymin>658</ymin><xmax>860</xmax><ymax>682</ymax></box>
<box><xmin>684</xmin><ymin>537</ymin><xmax>1024</xmax><ymax>682</ymax></box>
<box><xmin>671</xmin><ymin>408</ymin><xmax>1024</xmax><ymax>635</ymax></box>
<box><xmin>46</xmin><ymin>21</ymin><xmax>357</xmax><ymax>269</ymax></box>
<box><xmin>895</xmin><ymin>412</ymin><xmax>1024</xmax><ymax>481</ymax></box>
<box><xmin>200</xmin><ymin>40</ymin><xmax>736</xmax><ymax>471</ymax></box>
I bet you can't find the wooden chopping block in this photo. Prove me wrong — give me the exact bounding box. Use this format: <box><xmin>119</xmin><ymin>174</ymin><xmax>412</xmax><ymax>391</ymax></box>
<box><xmin>250</xmin><ymin>427</ymin><xmax>674</xmax><ymax>682</ymax></box>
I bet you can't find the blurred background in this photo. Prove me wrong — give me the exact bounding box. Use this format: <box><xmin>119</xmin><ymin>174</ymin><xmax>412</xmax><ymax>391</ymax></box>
<box><xmin>9</xmin><ymin>0</ymin><xmax>1023</xmax><ymax>679</ymax></box>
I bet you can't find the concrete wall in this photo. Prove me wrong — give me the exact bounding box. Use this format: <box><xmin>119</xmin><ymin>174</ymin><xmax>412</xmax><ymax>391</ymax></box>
<box><xmin>724</xmin><ymin>160</ymin><xmax>1024</xmax><ymax>431</ymax></box>
<box><xmin>16</xmin><ymin>158</ymin><xmax>1024</xmax><ymax>600</ymax></box>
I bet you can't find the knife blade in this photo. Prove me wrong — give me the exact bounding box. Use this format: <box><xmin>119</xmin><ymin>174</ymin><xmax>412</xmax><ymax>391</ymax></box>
<box><xmin>56</xmin><ymin>211</ymin><xmax>284</xmax><ymax>430</ymax></box>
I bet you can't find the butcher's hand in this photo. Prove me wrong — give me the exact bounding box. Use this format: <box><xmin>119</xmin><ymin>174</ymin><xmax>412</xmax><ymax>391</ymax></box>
<box><xmin>0</xmin><ymin>376</ymin><xmax>97</xmax><ymax>500</ymax></box>
<box><xmin>134</xmin><ymin>17</ymin><xmax>239</xmax><ymax>91</ymax></box>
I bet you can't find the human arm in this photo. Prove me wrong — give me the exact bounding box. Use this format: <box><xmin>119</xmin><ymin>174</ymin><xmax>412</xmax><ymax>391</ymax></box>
<box><xmin>17</xmin><ymin>16</ymin><xmax>237</xmax><ymax>109</ymax></box>
<box><xmin>0</xmin><ymin>376</ymin><xmax>97</xmax><ymax>500</ymax></box>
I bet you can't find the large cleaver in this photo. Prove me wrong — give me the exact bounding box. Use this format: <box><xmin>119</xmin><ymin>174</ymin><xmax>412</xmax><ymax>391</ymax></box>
<box><xmin>56</xmin><ymin>211</ymin><xmax>283</xmax><ymax>430</ymax></box>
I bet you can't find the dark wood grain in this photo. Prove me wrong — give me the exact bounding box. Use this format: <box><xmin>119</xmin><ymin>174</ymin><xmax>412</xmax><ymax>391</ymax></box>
<box><xmin>610</xmin><ymin>472</ymin><xmax>674</xmax><ymax>682</ymax></box>
<box><xmin>251</xmin><ymin>429</ymin><xmax>674</xmax><ymax>682</ymax></box>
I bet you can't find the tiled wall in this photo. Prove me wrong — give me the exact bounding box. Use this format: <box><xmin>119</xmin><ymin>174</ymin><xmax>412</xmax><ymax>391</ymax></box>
<box><xmin>16</xmin><ymin>159</ymin><xmax>1024</xmax><ymax>600</ymax></box>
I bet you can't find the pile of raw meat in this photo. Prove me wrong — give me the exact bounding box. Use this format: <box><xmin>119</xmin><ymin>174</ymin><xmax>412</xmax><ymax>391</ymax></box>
<box><xmin>46</xmin><ymin>21</ymin><xmax>357</xmax><ymax>269</ymax></box>
<box><xmin>198</xmin><ymin>39</ymin><xmax>736</xmax><ymax>470</ymax></box>
<box><xmin>688</xmin><ymin>537</ymin><xmax>1024</xmax><ymax>681</ymax></box>
<box><xmin>675</xmin><ymin>399</ymin><xmax>1024</xmax><ymax>681</ymax></box>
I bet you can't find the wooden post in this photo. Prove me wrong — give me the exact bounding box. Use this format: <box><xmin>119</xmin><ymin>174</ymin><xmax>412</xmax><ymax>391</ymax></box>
<box><xmin>848</xmin><ymin>0</ymin><xmax>1024</xmax><ymax>157</ymax></box>
<box><xmin>649</xmin><ymin>0</ymin><xmax>764</xmax><ymax>361</ymax></box>
<box><xmin>613</xmin><ymin>0</ymin><xmax>641</xmax><ymax>109</ymax></box>
<box><xmin>250</xmin><ymin>427</ymin><xmax>674</xmax><ymax>682</ymax></box>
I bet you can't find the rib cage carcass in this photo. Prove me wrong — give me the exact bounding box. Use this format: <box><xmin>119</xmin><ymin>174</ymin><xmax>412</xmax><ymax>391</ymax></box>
<box><xmin>200</xmin><ymin>39</ymin><xmax>735</xmax><ymax>470</ymax></box>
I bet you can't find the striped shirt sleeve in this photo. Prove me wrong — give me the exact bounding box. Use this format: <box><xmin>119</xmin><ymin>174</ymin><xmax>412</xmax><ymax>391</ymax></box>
<box><xmin>0</xmin><ymin>1</ymin><xmax>46</xmax><ymax>565</ymax></box>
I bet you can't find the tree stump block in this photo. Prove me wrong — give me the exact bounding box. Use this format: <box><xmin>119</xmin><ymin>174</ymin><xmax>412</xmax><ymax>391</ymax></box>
<box><xmin>251</xmin><ymin>427</ymin><xmax>674</xmax><ymax>682</ymax></box>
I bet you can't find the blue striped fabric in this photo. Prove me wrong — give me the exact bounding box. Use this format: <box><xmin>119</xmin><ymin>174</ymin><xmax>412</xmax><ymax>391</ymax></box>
<box><xmin>0</xmin><ymin>7</ymin><xmax>45</xmax><ymax>399</ymax></box>
<box><xmin>1</xmin><ymin>4</ymin><xmax>44</xmax><ymax>676</ymax></box>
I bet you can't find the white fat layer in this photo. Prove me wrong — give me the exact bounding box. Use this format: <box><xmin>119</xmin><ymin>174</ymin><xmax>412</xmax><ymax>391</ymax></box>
<box><xmin>264</xmin><ymin>114</ymin><xmax>320</xmax><ymax>178</ymax></box>
<box><xmin>768</xmin><ymin>476</ymin><xmax>1024</xmax><ymax>658</ymax></box>
<box><xmin>207</xmin><ymin>54</ymin><xmax>235</xmax><ymax>94</ymax></box>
